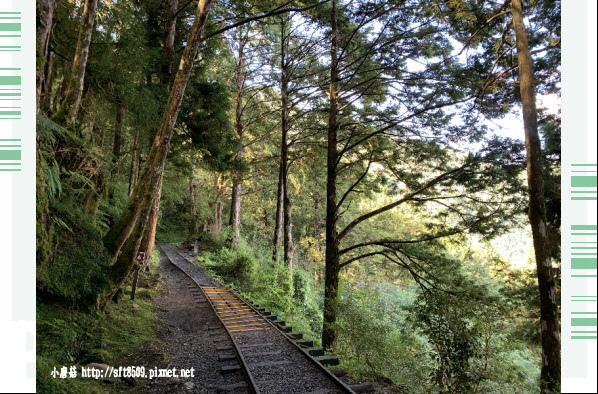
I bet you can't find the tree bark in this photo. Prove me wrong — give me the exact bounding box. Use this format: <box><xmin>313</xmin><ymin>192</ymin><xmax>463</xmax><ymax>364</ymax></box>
<box><xmin>283</xmin><ymin>188</ymin><xmax>294</xmax><ymax>271</ymax></box>
<box><xmin>136</xmin><ymin>152</ymin><xmax>143</xmax><ymax>185</ymax></box>
<box><xmin>102</xmin><ymin>190</ymin><xmax>152</xmax><ymax>309</ymax></box>
<box><xmin>58</xmin><ymin>0</ymin><xmax>98</xmax><ymax>126</ymax></box>
<box><xmin>313</xmin><ymin>185</ymin><xmax>320</xmax><ymax>238</ymax></box>
<box><xmin>103</xmin><ymin>0</ymin><xmax>214</xmax><ymax>266</ymax></box>
<box><xmin>36</xmin><ymin>0</ymin><xmax>56</xmax><ymax>114</ymax></box>
<box><xmin>53</xmin><ymin>68</ymin><xmax>69</xmax><ymax>114</ymax></box>
<box><xmin>273</xmin><ymin>162</ymin><xmax>284</xmax><ymax>263</ymax></box>
<box><xmin>322</xmin><ymin>0</ymin><xmax>340</xmax><ymax>352</ymax></box>
<box><xmin>35</xmin><ymin>0</ymin><xmax>56</xmax><ymax>266</ymax></box>
<box><xmin>229</xmin><ymin>30</ymin><xmax>247</xmax><ymax>249</ymax></box>
<box><xmin>213</xmin><ymin>174</ymin><xmax>224</xmax><ymax>234</ymax></box>
<box><xmin>40</xmin><ymin>51</ymin><xmax>55</xmax><ymax>113</ymax></box>
<box><xmin>128</xmin><ymin>129</ymin><xmax>139</xmax><ymax>196</ymax></box>
<box><xmin>112</xmin><ymin>106</ymin><xmax>125</xmax><ymax>161</ymax></box>
<box><xmin>280</xmin><ymin>15</ymin><xmax>293</xmax><ymax>271</ymax></box>
<box><xmin>511</xmin><ymin>1</ymin><xmax>560</xmax><ymax>392</ymax></box>
<box><xmin>139</xmin><ymin>179</ymin><xmax>163</xmax><ymax>266</ymax></box>
<box><xmin>229</xmin><ymin>160</ymin><xmax>242</xmax><ymax>248</ymax></box>
<box><xmin>162</xmin><ymin>0</ymin><xmax>178</xmax><ymax>84</ymax></box>
<box><xmin>189</xmin><ymin>169</ymin><xmax>197</xmax><ymax>239</ymax></box>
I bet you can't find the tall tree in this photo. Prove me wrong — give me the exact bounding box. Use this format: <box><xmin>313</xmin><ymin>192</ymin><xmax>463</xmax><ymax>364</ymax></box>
<box><xmin>323</xmin><ymin>0</ymin><xmax>340</xmax><ymax>351</ymax></box>
<box><xmin>270</xmin><ymin>9</ymin><xmax>326</xmax><ymax>268</ymax></box>
<box><xmin>431</xmin><ymin>1</ymin><xmax>561</xmax><ymax>390</ymax></box>
<box><xmin>511</xmin><ymin>0</ymin><xmax>560</xmax><ymax>390</ymax></box>
<box><xmin>280</xmin><ymin>14</ymin><xmax>294</xmax><ymax>270</ymax></box>
<box><xmin>229</xmin><ymin>27</ymin><xmax>249</xmax><ymax>249</ymax></box>
<box><xmin>103</xmin><ymin>0</ymin><xmax>215</xmax><ymax>304</ymax></box>
<box><xmin>56</xmin><ymin>0</ymin><xmax>99</xmax><ymax>126</ymax></box>
<box><xmin>138</xmin><ymin>0</ymin><xmax>186</xmax><ymax>261</ymax></box>
<box><xmin>36</xmin><ymin>0</ymin><xmax>56</xmax><ymax>114</ymax></box>
<box><xmin>319</xmin><ymin>0</ymin><xmax>526</xmax><ymax>351</ymax></box>
<box><xmin>36</xmin><ymin>0</ymin><xmax>57</xmax><ymax>267</ymax></box>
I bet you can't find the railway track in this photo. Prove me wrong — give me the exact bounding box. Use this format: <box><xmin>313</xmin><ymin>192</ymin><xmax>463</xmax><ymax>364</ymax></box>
<box><xmin>160</xmin><ymin>244</ymin><xmax>356</xmax><ymax>394</ymax></box>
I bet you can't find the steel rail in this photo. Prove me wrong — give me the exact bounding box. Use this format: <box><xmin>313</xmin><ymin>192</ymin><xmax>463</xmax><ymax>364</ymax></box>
<box><xmin>160</xmin><ymin>245</ymin><xmax>260</xmax><ymax>394</ymax></box>
<box><xmin>226</xmin><ymin>282</ymin><xmax>357</xmax><ymax>394</ymax></box>
<box><xmin>170</xmin><ymin>246</ymin><xmax>356</xmax><ymax>394</ymax></box>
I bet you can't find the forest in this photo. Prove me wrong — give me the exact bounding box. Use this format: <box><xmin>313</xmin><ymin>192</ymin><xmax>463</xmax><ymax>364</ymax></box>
<box><xmin>35</xmin><ymin>0</ymin><xmax>561</xmax><ymax>392</ymax></box>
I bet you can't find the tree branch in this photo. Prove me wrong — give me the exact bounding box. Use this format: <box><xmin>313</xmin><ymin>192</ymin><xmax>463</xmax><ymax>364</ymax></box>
<box><xmin>337</xmin><ymin>161</ymin><xmax>471</xmax><ymax>241</ymax></box>
<box><xmin>204</xmin><ymin>1</ymin><xmax>330</xmax><ymax>41</ymax></box>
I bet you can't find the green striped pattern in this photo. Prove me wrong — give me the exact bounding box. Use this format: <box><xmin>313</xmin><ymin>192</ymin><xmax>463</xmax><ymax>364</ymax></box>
<box><xmin>571</xmin><ymin>312</ymin><xmax>598</xmax><ymax>340</ymax></box>
<box><xmin>0</xmin><ymin>69</ymin><xmax>20</xmax><ymax>116</ymax></box>
<box><xmin>571</xmin><ymin>164</ymin><xmax>597</xmax><ymax>200</ymax></box>
<box><xmin>570</xmin><ymin>225</ymin><xmax>597</xmax><ymax>277</ymax></box>
<box><xmin>0</xmin><ymin>139</ymin><xmax>20</xmax><ymax>171</ymax></box>
<box><xmin>0</xmin><ymin>12</ymin><xmax>20</xmax><ymax>37</ymax></box>
<box><xmin>0</xmin><ymin>11</ymin><xmax>22</xmax><ymax>171</ymax></box>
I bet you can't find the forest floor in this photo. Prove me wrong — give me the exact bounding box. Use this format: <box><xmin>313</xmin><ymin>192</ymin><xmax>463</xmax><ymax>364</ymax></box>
<box><xmin>144</xmin><ymin>247</ymin><xmax>249</xmax><ymax>393</ymax></box>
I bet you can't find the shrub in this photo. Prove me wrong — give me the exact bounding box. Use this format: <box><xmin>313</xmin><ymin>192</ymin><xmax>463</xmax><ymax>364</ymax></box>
<box><xmin>198</xmin><ymin>246</ymin><xmax>257</xmax><ymax>286</ymax></box>
<box><xmin>36</xmin><ymin>209</ymin><xmax>112</xmax><ymax>309</ymax></box>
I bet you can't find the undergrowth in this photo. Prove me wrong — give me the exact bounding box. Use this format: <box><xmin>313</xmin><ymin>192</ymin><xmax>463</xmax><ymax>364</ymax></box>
<box><xmin>37</xmin><ymin>250</ymin><xmax>165</xmax><ymax>393</ymax></box>
<box><xmin>195</xmin><ymin>239</ymin><xmax>324</xmax><ymax>345</ymax></box>
<box><xmin>193</xmin><ymin>236</ymin><xmax>541</xmax><ymax>393</ymax></box>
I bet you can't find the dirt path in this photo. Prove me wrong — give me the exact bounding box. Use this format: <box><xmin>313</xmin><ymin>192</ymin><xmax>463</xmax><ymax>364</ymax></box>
<box><xmin>144</xmin><ymin>248</ymin><xmax>248</xmax><ymax>393</ymax></box>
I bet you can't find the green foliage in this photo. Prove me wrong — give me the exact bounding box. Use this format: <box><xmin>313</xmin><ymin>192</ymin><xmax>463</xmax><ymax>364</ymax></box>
<box><xmin>36</xmin><ymin>294</ymin><xmax>164</xmax><ymax>393</ymax></box>
<box><xmin>35</xmin><ymin>1</ymin><xmax>559</xmax><ymax>392</ymax></box>
<box><xmin>336</xmin><ymin>284</ymin><xmax>430</xmax><ymax>391</ymax></box>
<box><xmin>37</xmin><ymin>241</ymin><xmax>164</xmax><ymax>392</ymax></box>
<box><xmin>196</xmin><ymin>240</ymin><xmax>303</xmax><ymax>335</ymax></box>
<box><xmin>36</xmin><ymin>115</ymin><xmax>113</xmax><ymax>308</ymax></box>
<box><xmin>37</xmin><ymin>210</ymin><xmax>112</xmax><ymax>309</ymax></box>
<box><xmin>408</xmin><ymin>281</ymin><xmax>540</xmax><ymax>393</ymax></box>
<box><xmin>410</xmin><ymin>291</ymin><xmax>489</xmax><ymax>392</ymax></box>
<box><xmin>199</xmin><ymin>245</ymin><xmax>257</xmax><ymax>287</ymax></box>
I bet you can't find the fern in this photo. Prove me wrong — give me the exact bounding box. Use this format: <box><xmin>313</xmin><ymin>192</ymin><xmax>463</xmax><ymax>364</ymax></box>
<box><xmin>44</xmin><ymin>162</ymin><xmax>62</xmax><ymax>202</ymax></box>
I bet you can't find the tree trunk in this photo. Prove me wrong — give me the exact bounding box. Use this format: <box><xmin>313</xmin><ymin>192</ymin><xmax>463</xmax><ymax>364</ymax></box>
<box><xmin>36</xmin><ymin>0</ymin><xmax>56</xmax><ymax>114</ymax></box>
<box><xmin>273</xmin><ymin>162</ymin><xmax>284</xmax><ymax>263</ymax></box>
<box><xmin>36</xmin><ymin>0</ymin><xmax>56</xmax><ymax>266</ymax></box>
<box><xmin>136</xmin><ymin>152</ymin><xmax>143</xmax><ymax>185</ymax></box>
<box><xmin>75</xmin><ymin>81</ymin><xmax>92</xmax><ymax>129</ymax></box>
<box><xmin>103</xmin><ymin>0</ymin><xmax>214</xmax><ymax>266</ymax></box>
<box><xmin>313</xmin><ymin>187</ymin><xmax>320</xmax><ymax>238</ymax></box>
<box><xmin>53</xmin><ymin>69</ymin><xmax>69</xmax><ymax>114</ymax></box>
<box><xmin>280</xmin><ymin>15</ymin><xmax>293</xmax><ymax>271</ymax></box>
<box><xmin>283</xmin><ymin>188</ymin><xmax>293</xmax><ymax>271</ymax></box>
<box><xmin>189</xmin><ymin>169</ymin><xmax>197</xmax><ymax>240</ymax></box>
<box><xmin>213</xmin><ymin>174</ymin><xmax>224</xmax><ymax>234</ymax></box>
<box><xmin>229</xmin><ymin>31</ymin><xmax>247</xmax><ymax>249</ymax></box>
<box><xmin>162</xmin><ymin>0</ymin><xmax>178</xmax><ymax>84</ymax></box>
<box><xmin>128</xmin><ymin>129</ymin><xmax>139</xmax><ymax>196</ymax></box>
<box><xmin>511</xmin><ymin>1</ymin><xmax>560</xmax><ymax>392</ymax></box>
<box><xmin>214</xmin><ymin>201</ymin><xmax>223</xmax><ymax>234</ymax></box>
<box><xmin>57</xmin><ymin>0</ymin><xmax>98</xmax><ymax>126</ymax></box>
<box><xmin>322</xmin><ymin>0</ymin><xmax>340</xmax><ymax>352</ymax></box>
<box><xmin>112</xmin><ymin>106</ymin><xmax>125</xmax><ymax>160</ymax></box>
<box><xmin>104</xmin><ymin>0</ymin><xmax>213</xmax><ymax>297</ymax></box>
<box><xmin>229</xmin><ymin>161</ymin><xmax>242</xmax><ymax>248</ymax></box>
<box><xmin>102</xmin><ymin>190</ymin><xmax>152</xmax><ymax>309</ymax></box>
<box><xmin>139</xmin><ymin>179</ymin><xmax>163</xmax><ymax>266</ymax></box>
<box><xmin>41</xmin><ymin>51</ymin><xmax>55</xmax><ymax>113</ymax></box>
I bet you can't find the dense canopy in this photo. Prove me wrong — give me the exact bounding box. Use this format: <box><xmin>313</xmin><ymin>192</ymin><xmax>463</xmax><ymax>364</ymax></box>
<box><xmin>36</xmin><ymin>0</ymin><xmax>561</xmax><ymax>392</ymax></box>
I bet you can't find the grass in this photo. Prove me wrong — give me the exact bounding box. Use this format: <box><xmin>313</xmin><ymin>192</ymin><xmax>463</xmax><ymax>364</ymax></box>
<box><xmin>36</xmin><ymin>249</ymin><xmax>166</xmax><ymax>393</ymax></box>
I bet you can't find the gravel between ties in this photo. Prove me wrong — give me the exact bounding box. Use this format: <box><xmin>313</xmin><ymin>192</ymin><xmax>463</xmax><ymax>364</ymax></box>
<box><xmin>145</xmin><ymin>247</ymin><xmax>250</xmax><ymax>393</ymax></box>
<box><xmin>162</xmin><ymin>244</ymin><xmax>347</xmax><ymax>394</ymax></box>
